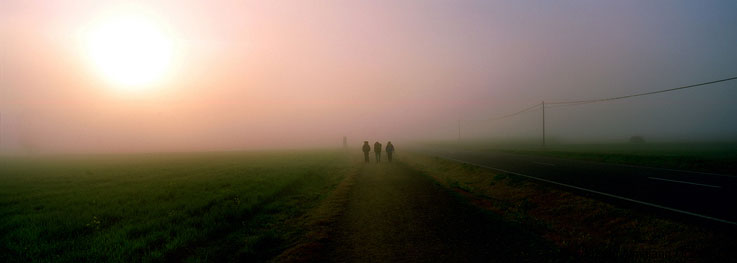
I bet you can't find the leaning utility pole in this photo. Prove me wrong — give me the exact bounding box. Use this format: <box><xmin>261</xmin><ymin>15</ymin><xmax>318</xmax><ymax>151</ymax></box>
<box><xmin>0</xmin><ymin>112</ymin><xmax>2</xmax><ymax>153</ymax></box>
<box><xmin>457</xmin><ymin>119</ymin><xmax>461</xmax><ymax>142</ymax></box>
<box><xmin>542</xmin><ymin>101</ymin><xmax>546</xmax><ymax>148</ymax></box>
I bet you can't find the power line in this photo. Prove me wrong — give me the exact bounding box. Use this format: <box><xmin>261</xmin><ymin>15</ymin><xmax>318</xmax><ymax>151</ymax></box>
<box><xmin>458</xmin><ymin>102</ymin><xmax>542</xmax><ymax>142</ymax></box>
<box><xmin>456</xmin><ymin>75</ymin><xmax>737</xmax><ymax>142</ymax></box>
<box><xmin>462</xmin><ymin>102</ymin><xmax>542</xmax><ymax>123</ymax></box>
<box><xmin>489</xmin><ymin>102</ymin><xmax>542</xmax><ymax>121</ymax></box>
<box><xmin>547</xmin><ymin>75</ymin><xmax>737</xmax><ymax>105</ymax></box>
<box><xmin>467</xmin><ymin>75</ymin><xmax>737</xmax><ymax>121</ymax></box>
<box><xmin>545</xmin><ymin>101</ymin><xmax>598</xmax><ymax>109</ymax></box>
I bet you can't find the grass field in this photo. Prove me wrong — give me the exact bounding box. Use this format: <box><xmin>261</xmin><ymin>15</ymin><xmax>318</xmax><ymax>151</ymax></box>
<box><xmin>498</xmin><ymin>142</ymin><xmax>737</xmax><ymax>173</ymax></box>
<box><xmin>4</xmin><ymin>147</ymin><xmax>735</xmax><ymax>262</ymax></box>
<box><xmin>420</xmin><ymin>140</ymin><xmax>737</xmax><ymax>173</ymax></box>
<box><xmin>0</xmin><ymin>150</ymin><xmax>352</xmax><ymax>262</ymax></box>
<box><xmin>403</xmin><ymin>153</ymin><xmax>737</xmax><ymax>262</ymax></box>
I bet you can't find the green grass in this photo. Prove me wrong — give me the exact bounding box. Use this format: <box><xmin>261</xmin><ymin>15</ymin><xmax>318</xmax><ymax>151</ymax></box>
<box><xmin>403</xmin><ymin>153</ymin><xmax>737</xmax><ymax>262</ymax></box>
<box><xmin>419</xmin><ymin>140</ymin><xmax>737</xmax><ymax>173</ymax></box>
<box><xmin>496</xmin><ymin>142</ymin><xmax>737</xmax><ymax>173</ymax></box>
<box><xmin>0</xmin><ymin>150</ymin><xmax>351</xmax><ymax>262</ymax></box>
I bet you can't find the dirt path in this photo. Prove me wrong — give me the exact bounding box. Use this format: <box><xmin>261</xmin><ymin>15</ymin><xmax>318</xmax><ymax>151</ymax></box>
<box><xmin>324</xmin><ymin>161</ymin><xmax>560</xmax><ymax>262</ymax></box>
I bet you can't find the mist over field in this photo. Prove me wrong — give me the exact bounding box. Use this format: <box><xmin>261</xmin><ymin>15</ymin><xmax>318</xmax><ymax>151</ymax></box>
<box><xmin>2</xmin><ymin>0</ymin><xmax>737</xmax><ymax>154</ymax></box>
<box><xmin>5</xmin><ymin>2</ymin><xmax>737</xmax><ymax>262</ymax></box>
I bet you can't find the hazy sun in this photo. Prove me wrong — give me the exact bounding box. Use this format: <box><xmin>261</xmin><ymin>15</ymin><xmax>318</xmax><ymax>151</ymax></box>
<box><xmin>84</xmin><ymin>10</ymin><xmax>173</xmax><ymax>90</ymax></box>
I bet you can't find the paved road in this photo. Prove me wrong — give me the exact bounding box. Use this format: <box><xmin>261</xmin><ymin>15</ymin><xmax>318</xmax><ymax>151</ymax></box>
<box><xmin>325</xmin><ymin>162</ymin><xmax>560</xmax><ymax>262</ymax></box>
<box><xmin>416</xmin><ymin>148</ymin><xmax>737</xmax><ymax>225</ymax></box>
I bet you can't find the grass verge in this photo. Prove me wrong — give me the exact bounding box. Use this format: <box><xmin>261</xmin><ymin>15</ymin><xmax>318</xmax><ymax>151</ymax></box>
<box><xmin>403</xmin><ymin>153</ymin><xmax>737</xmax><ymax>263</ymax></box>
<box><xmin>0</xmin><ymin>150</ymin><xmax>352</xmax><ymax>262</ymax></box>
<box><xmin>272</xmin><ymin>157</ymin><xmax>361</xmax><ymax>263</ymax></box>
<box><xmin>498</xmin><ymin>149</ymin><xmax>737</xmax><ymax>174</ymax></box>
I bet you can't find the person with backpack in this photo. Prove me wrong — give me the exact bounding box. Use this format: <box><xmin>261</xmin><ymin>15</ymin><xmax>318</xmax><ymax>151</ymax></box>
<box><xmin>362</xmin><ymin>141</ymin><xmax>371</xmax><ymax>163</ymax></box>
<box><xmin>373</xmin><ymin>141</ymin><xmax>382</xmax><ymax>163</ymax></box>
<box><xmin>385</xmin><ymin>141</ymin><xmax>395</xmax><ymax>162</ymax></box>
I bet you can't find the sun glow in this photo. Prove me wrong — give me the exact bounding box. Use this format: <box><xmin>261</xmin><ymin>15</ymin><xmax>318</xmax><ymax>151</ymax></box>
<box><xmin>84</xmin><ymin>10</ymin><xmax>173</xmax><ymax>91</ymax></box>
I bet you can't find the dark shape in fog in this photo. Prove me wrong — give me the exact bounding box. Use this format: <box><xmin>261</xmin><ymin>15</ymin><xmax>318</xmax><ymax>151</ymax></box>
<box><xmin>362</xmin><ymin>141</ymin><xmax>371</xmax><ymax>163</ymax></box>
<box><xmin>629</xmin><ymin>136</ymin><xmax>645</xmax><ymax>144</ymax></box>
<box><xmin>386</xmin><ymin>141</ymin><xmax>395</xmax><ymax>162</ymax></box>
<box><xmin>374</xmin><ymin>141</ymin><xmax>382</xmax><ymax>163</ymax></box>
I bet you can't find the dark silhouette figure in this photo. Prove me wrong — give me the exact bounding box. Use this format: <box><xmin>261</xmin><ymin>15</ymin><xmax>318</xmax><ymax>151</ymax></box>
<box><xmin>629</xmin><ymin>136</ymin><xmax>645</xmax><ymax>144</ymax></box>
<box><xmin>362</xmin><ymin>141</ymin><xmax>371</xmax><ymax>163</ymax></box>
<box><xmin>386</xmin><ymin>141</ymin><xmax>395</xmax><ymax>162</ymax></box>
<box><xmin>374</xmin><ymin>141</ymin><xmax>382</xmax><ymax>163</ymax></box>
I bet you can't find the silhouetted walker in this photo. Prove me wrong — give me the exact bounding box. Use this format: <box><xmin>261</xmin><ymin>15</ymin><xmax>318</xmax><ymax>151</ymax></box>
<box><xmin>374</xmin><ymin>141</ymin><xmax>382</xmax><ymax>163</ymax></box>
<box><xmin>362</xmin><ymin>141</ymin><xmax>371</xmax><ymax>163</ymax></box>
<box><xmin>385</xmin><ymin>141</ymin><xmax>395</xmax><ymax>162</ymax></box>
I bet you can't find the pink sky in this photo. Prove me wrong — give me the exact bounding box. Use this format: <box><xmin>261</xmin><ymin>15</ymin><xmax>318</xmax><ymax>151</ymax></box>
<box><xmin>2</xmin><ymin>1</ymin><xmax>736</xmax><ymax>153</ymax></box>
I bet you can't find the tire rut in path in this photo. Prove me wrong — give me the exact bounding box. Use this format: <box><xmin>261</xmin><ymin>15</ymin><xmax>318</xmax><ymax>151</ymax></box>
<box><xmin>324</xmin><ymin>162</ymin><xmax>559</xmax><ymax>262</ymax></box>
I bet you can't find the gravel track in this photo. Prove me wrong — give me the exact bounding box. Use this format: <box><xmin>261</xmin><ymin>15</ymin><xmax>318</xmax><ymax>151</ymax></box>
<box><xmin>324</xmin><ymin>161</ymin><xmax>559</xmax><ymax>262</ymax></box>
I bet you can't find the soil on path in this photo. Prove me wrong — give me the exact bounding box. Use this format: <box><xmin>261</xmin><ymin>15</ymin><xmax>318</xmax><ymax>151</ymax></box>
<box><xmin>324</xmin><ymin>161</ymin><xmax>561</xmax><ymax>262</ymax></box>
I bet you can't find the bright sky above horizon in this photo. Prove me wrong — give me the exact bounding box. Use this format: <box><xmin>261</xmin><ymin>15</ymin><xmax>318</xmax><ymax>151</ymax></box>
<box><xmin>1</xmin><ymin>0</ymin><xmax>737</xmax><ymax>153</ymax></box>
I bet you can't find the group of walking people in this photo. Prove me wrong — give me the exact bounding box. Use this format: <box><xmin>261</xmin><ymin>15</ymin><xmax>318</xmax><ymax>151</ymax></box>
<box><xmin>362</xmin><ymin>141</ymin><xmax>395</xmax><ymax>163</ymax></box>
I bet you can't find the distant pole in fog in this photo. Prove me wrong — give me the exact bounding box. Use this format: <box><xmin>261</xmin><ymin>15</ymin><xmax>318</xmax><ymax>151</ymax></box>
<box><xmin>542</xmin><ymin>101</ymin><xmax>546</xmax><ymax>148</ymax></box>
<box><xmin>0</xmin><ymin>112</ymin><xmax>3</xmax><ymax>153</ymax></box>
<box><xmin>457</xmin><ymin>119</ymin><xmax>461</xmax><ymax>142</ymax></box>
<box><xmin>343</xmin><ymin>136</ymin><xmax>347</xmax><ymax>149</ymax></box>
<box><xmin>456</xmin><ymin>76</ymin><xmax>736</xmax><ymax>149</ymax></box>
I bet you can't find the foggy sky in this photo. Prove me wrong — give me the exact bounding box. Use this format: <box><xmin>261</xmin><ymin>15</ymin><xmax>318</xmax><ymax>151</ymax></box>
<box><xmin>2</xmin><ymin>0</ymin><xmax>737</xmax><ymax>153</ymax></box>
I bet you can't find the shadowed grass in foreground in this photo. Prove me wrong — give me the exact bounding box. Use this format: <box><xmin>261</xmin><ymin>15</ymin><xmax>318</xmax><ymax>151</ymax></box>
<box><xmin>422</xmin><ymin>141</ymin><xmax>737</xmax><ymax>173</ymax></box>
<box><xmin>497</xmin><ymin>143</ymin><xmax>737</xmax><ymax>174</ymax></box>
<box><xmin>0</xmin><ymin>151</ymin><xmax>351</xmax><ymax>262</ymax></box>
<box><xmin>403</xmin><ymin>153</ymin><xmax>737</xmax><ymax>263</ymax></box>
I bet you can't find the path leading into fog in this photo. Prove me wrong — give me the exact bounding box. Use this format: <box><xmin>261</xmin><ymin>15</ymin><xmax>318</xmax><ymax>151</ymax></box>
<box><xmin>324</xmin><ymin>161</ymin><xmax>558</xmax><ymax>262</ymax></box>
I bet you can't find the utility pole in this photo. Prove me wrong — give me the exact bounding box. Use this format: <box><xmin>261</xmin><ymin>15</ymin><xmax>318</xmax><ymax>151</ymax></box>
<box><xmin>542</xmin><ymin>101</ymin><xmax>546</xmax><ymax>148</ymax></box>
<box><xmin>457</xmin><ymin>119</ymin><xmax>461</xmax><ymax>142</ymax></box>
<box><xmin>0</xmin><ymin>112</ymin><xmax>2</xmax><ymax>154</ymax></box>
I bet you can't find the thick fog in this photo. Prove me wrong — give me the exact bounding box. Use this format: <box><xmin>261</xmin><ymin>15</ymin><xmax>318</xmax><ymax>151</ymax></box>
<box><xmin>2</xmin><ymin>0</ymin><xmax>737</xmax><ymax>154</ymax></box>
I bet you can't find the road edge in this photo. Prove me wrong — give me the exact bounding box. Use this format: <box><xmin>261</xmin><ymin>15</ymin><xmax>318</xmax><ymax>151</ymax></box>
<box><xmin>272</xmin><ymin>161</ymin><xmax>361</xmax><ymax>263</ymax></box>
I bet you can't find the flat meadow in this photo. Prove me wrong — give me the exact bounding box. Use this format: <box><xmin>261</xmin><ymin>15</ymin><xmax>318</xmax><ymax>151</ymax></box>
<box><xmin>424</xmin><ymin>140</ymin><xmax>737</xmax><ymax>173</ymax></box>
<box><xmin>0</xmin><ymin>150</ymin><xmax>352</xmax><ymax>262</ymax></box>
<box><xmin>496</xmin><ymin>142</ymin><xmax>737</xmax><ymax>174</ymax></box>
